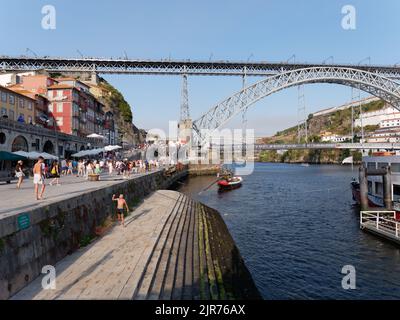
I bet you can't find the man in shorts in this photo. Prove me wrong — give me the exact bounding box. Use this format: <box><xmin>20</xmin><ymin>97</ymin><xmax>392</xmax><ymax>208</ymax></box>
<box><xmin>112</xmin><ymin>194</ymin><xmax>130</xmax><ymax>227</ymax></box>
<box><xmin>33</xmin><ymin>156</ymin><xmax>46</xmax><ymax>200</ymax></box>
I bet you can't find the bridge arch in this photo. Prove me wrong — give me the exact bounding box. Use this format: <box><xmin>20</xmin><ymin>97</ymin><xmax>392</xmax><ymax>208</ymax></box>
<box><xmin>193</xmin><ymin>67</ymin><xmax>400</xmax><ymax>142</ymax></box>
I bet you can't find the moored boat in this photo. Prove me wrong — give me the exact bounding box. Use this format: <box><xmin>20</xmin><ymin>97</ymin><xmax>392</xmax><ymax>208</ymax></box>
<box><xmin>351</xmin><ymin>152</ymin><xmax>400</xmax><ymax>220</ymax></box>
<box><xmin>217</xmin><ymin>176</ymin><xmax>243</xmax><ymax>191</ymax></box>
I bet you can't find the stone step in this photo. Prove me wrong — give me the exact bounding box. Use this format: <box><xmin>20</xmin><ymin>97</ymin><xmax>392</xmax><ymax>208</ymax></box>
<box><xmin>159</xmin><ymin>194</ymin><xmax>191</xmax><ymax>299</ymax></box>
<box><xmin>181</xmin><ymin>199</ymin><xmax>196</xmax><ymax>299</ymax></box>
<box><xmin>146</xmin><ymin>195</ymin><xmax>189</xmax><ymax>300</ymax></box>
<box><xmin>170</xmin><ymin>196</ymin><xmax>194</xmax><ymax>299</ymax></box>
<box><xmin>133</xmin><ymin>193</ymin><xmax>184</xmax><ymax>299</ymax></box>
<box><xmin>197</xmin><ymin>202</ymin><xmax>211</xmax><ymax>300</ymax></box>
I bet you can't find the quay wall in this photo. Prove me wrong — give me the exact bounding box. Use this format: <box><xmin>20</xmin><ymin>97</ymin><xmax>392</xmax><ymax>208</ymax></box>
<box><xmin>188</xmin><ymin>164</ymin><xmax>220</xmax><ymax>176</ymax></box>
<box><xmin>0</xmin><ymin>169</ymin><xmax>187</xmax><ymax>299</ymax></box>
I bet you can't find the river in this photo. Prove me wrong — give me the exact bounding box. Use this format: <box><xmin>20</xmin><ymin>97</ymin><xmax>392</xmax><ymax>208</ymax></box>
<box><xmin>177</xmin><ymin>162</ymin><xmax>400</xmax><ymax>299</ymax></box>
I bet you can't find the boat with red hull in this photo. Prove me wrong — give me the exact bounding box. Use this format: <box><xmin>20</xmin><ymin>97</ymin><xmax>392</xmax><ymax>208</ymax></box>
<box><xmin>218</xmin><ymin>176</ymin><xmax>243</xmax><ymax>191</ymax></box>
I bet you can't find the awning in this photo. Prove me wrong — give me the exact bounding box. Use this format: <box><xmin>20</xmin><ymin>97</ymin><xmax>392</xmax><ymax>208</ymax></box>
<box><xmin>0</xmin><ymin>151</ymin><xmax>27</xmax><ymax>161</ymax></box>
<box><xmin>12</xmin><ymin>151</ymin><xmax>58</xmax><ymax>160</ymax></box>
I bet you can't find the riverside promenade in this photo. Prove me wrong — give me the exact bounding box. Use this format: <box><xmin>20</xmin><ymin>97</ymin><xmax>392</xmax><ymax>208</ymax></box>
<box><xmin>0</xmin><ymin>172</ymin><xmax>153</xmax><ymax>218</ymax></box>
<box><xmin>0</xmin><ymin>167</ymin><xmax>189</xmax><ymax>299</ymax></box>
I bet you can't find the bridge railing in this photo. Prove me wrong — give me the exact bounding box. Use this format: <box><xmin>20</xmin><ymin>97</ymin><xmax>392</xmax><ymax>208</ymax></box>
<box><xmin>360</xmin><ymin>211</ymin><xmax>400</xmax><ymax>238</ymax></box>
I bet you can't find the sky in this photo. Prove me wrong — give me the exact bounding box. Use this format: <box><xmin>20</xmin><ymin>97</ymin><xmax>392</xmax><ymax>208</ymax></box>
<box><xmin>1</xmin><ymin>0</ymin><xmax>400</xmax><ymax>136</ymax></box>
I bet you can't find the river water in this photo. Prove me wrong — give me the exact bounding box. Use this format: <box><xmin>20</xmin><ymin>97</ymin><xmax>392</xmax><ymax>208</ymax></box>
<box><xmin>177</xmin><ymin>163</ymin><xmax>400</xmax><ymax>299</ymax></box>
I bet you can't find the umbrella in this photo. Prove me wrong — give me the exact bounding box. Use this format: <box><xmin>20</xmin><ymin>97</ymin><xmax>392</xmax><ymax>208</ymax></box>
<box><xmin>13</xmin><ymin>151</ymin><xmax>30</xmax><ymax>158</ymax></box>
<box><xmin>0</xmin><ymin>151</ymin><xmax>27</xmax><ymax>161</ymax></box>
<box><xmin>40</xmin><ymin>152</ymin><xmax>58</xmax><ymax>160</ymax></box>
<box><xmin>87</xmin><ymin>133</ymin><xmax>104</xmax><ymax>139</ymax></box>
<box><xmin>104</xmin><ymin>145</ymin><xmax>122</xmax><ymax>151</ymax></box>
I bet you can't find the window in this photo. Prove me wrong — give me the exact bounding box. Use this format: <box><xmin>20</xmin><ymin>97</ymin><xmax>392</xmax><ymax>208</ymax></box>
<box><xmin>56</xmin><ymin>117</ymin><xmax>63</xmax><ymax>126</ymax></box>
<box><xmin>367</xmin><ymin>162</ymin><xmax>376</xmax><ymax>171</ymax></box>
<box><xmin>28</xmin><ymin>116</ymin><xmax>32</xmax><ymax>124</ymax></box>
<box><xmin>19</xmin><ymin>99</ymin><xmax>24</xmax><ymax>108</ymax></box>
<box><xmin>48</xmin><ymin>103</ymin><xmax>54</xmax><ymax>112</ymax></box>
<box><xmin>1</xmin><ymin>108</ymin><xmax>6</xmax><ymax>116</ymax></box>
<box><xmin>392</xmin><ymin>163</ymin><xmax>400</xmax><ymax>173</ymax></box>
<box><xmin>9</xmin><ymin>95</ymin><xmax>15</xmax><ymax>105</ymax></box>
<box><xmin>378</xmin><ymin>162</ymin><xmax>388</xmax><ymax>169</ymax></box>
<box><xmin>27</xmin><ymin>101</ymin><xmax>33</xmax><ymax>110</ymax></box>
<box><xmin>9</xmin><ymin>110</ymin><xmax>14</xmax><ymax>120</ymax></box>
<box><xmin>1</xmin><ymin>92</ymin><xmax>6</xmax><ymax>102</ymax></box>
<box><xmin>375</xmin><ymin>182</ymin><xmax>383</xmax><ymax>196</ymax></box>
<box><xmin>57</xmin><ymin>90</ymin><xmax>63</xmax><ymax>97</ymax></box>
<box><xmin>394</xmin><ymin>184</ymin><xmax>400</xmax><ymax>201</ymax></box>
<box><xmin>57</xmin><ymin>103</ymin><xmax>63</xmax><ymax>112</ymax></box>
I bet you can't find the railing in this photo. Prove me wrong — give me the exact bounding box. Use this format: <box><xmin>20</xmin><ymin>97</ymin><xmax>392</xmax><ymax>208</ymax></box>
<box><xmin>360</xmin><ymin>211</ymin><xmax>400</xmax><ymax>239</ymax></box>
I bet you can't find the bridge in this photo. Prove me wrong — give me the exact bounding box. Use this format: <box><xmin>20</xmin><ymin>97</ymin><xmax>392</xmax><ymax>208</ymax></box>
<box><xmin>3</xmin><ymin>55</ymin><xmax>400</xmax><ymax>149</ymax></box>
<box><xmin>2</xmin><ymin>55</ymin><xmax>400</xmax><ymax>78</ymax></box>
<box><xmin>253</xmin><ymin>143</ymin><xmax>400</xmax><ymax>150</ymax></box>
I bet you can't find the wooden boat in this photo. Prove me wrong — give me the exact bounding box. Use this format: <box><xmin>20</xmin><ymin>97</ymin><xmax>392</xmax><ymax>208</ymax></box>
<box><xmin>217</xmin><ymin>176</ymin><xmax>243</xmax><ymax>191</ymax></box>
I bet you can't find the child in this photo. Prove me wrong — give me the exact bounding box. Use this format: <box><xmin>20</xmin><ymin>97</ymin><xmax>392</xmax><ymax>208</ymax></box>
<box><xmin>112</xmin><ymin>194</ymin><xmax>129</xmax><ymax>227</ymax></box>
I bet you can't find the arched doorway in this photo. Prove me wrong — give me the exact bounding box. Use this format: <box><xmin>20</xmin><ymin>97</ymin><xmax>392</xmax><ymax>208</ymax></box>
<box><xmin>11</xmin><ymin>135</ymin><xmax>29</xmax><ymax>152</ymax></box>
<box><xmin>43</xmin><ymin>140</ymin><xmax>54</xmax><ymax>154</ymax></box>
<box><xmin>80</xmin><ymin>145</ymin><xmax>85</xmax><ymax>151</ymax></box>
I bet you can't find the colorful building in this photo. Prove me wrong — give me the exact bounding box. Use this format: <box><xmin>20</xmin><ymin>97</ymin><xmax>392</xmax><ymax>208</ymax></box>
<box><xmin>47</xmin><ymin>78</ymin><xmax>105</xmax><ymax>137</ymax></box>
<box><xmin>0</xmin><ymin>85</ymin><xmax>35</xmax><ymax>124</ymax></box>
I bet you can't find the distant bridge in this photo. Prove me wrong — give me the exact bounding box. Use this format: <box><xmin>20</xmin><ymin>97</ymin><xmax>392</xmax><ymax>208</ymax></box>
<box><xmin>253</xmin><ymin>143</ymin><xmax>400</xmax><ymax>150</ymax></box>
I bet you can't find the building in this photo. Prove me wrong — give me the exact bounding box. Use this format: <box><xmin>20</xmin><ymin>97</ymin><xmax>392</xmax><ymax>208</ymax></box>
<box><xmin>366</xmin><ymin>127</ymin><xmax>400</xmax><ymax>143</ymax></box>
<box><xmin>354</xmin><ymin>103</ymin><xmax>399</xmax><ymax>127</ymax></box>
<box><xmin>320</xmin><ymin>132</ymin><xmax>352</xmax><ymax>142</ymax></box>
<box><xmin>7</xmin><ymin>85</ymin><xmax>50</xmax><ymax>127</ymax></box>
<box><xmin>0</xmin><ymin>85</ymin><xmax>35</xmax><ymax>125</ymax></box>
<box><xmin>0</xmin><ymin>72</ymin><xmax>36</xmax><ymax>87</ymax></box>
<box><xmin>47</xmin><ymin>78</ymin><xmax>105</xmax><ymax>137</ymax></box>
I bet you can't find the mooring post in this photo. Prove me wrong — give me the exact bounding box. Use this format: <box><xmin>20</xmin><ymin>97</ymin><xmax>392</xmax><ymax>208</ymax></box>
<box><xmin>383</xmin><ymin>166</ymin><xmax>392</xmax><ymax>210</ymax></box>
<box><xmin>359</xmin><ymin>164</ymin><xmax>368</xmax><ymax>211</ymax></box>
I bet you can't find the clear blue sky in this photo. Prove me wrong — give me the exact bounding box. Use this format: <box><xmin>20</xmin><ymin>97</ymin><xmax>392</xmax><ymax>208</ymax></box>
<box><xmin>1</xmin><ymin>0</ymin><xmax>399</xmax><ymax>136</ymax></box>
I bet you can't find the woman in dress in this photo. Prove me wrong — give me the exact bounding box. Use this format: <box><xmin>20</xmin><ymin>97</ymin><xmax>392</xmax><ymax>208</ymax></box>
<box><xmin>49</xmin><ymin>160</ymin><xmax>61</xmax><ymax>186</ymax></box>
<box><xmin>15</xmin><ymin>160</ymin><xmax>25</xmax><ymax>189</ymax></box>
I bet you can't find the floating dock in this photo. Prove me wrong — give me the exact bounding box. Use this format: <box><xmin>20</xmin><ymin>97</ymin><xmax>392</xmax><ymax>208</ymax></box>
<box><xmin>360</xmin><ymin>211</ymin><xmax>400</xmax><ymax>245</ymax></box>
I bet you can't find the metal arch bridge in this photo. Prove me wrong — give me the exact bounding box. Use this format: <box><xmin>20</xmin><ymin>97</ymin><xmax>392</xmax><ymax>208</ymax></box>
<box><xmin>2</xmin><ymin>55</ymin><xmax>400</xmax><ymax>78</ymax></box>
<box><xmin>192</xmin><ymin>67</ymin><xmax>400</xmax><ymax>143</ymax></box>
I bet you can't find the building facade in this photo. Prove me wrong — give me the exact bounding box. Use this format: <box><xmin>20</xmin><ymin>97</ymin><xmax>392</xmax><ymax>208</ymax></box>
<box><xmin>0</xmin><ymin>85</ymin><xmax>35</xmax><ymax>125</ymax></box>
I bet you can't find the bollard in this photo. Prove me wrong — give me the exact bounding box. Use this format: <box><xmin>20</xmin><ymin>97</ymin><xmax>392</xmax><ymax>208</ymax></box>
<box><xmin>359</xmin><ymin>164</ymin><xmax>369</xmax><ymax>211</ymax></box>
<box><xmin>383</xmin><ymin>166</ymin><xmax>392</xmax><ymax>210</ymax></box>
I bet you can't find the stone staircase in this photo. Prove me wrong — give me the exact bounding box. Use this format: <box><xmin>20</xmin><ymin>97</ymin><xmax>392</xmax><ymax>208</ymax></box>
<box><xmin>132</xmin><ymin>192</ymin><xmax>261</xmax><ymax>300</ymax></box>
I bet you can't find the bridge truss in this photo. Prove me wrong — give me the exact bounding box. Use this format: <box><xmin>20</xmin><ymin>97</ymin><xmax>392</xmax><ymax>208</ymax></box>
<box><xmin>2</xmin><ymin>56</ymin><xmax>400</xmax><ymax>78</ymax></box>
<box><xmin>192</xmin><ymin>67</ymin><xmax>400</xmax><ymax>143</ymax></box>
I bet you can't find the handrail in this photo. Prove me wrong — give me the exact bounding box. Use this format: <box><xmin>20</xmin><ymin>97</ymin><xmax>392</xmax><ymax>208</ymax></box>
<box><xmin>360</xmin><ymin>210</ymin><xmax>399</xmax><ymax>238</ymax></box>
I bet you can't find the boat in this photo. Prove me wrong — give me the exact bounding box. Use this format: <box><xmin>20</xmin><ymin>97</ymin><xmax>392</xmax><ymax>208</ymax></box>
<box><xmin>351</xmin><ymin>151</ymin><xmax>400</xmax><ymax>220</ymax></box>
<box><xmin>300</xmin><ymin>163</ymin><xmax>310</xmax><ymax>167</ymax></box>
<box><xmin>217</xmin><ymin>176</ymin><xmax>243</xmax><ymax>191</ymax></box>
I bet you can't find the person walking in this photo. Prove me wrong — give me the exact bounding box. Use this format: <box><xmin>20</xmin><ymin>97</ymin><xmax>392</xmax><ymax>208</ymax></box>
<box><xmin>15</xmin><ymin>160</ymin><xmax>25</xmax><ymax>189</ymax></box>
<box><xmin>112</xmin><ymin>194</ymin><xmax>129</xmax><ymax>227</ymax></box>
<box><xmin>108</xmin><ymin>160</ymin><xmax>113</xmax><ymax>176</ymax></box>
<box><xmin>49</xmin><ymin>160</ymin><xmax>61</xmax><ymax>186</ymax></box>
<box><xmin>33</xmin><ymin>156</ymin><xmax>46</xmax><ymax>200</ymax></box>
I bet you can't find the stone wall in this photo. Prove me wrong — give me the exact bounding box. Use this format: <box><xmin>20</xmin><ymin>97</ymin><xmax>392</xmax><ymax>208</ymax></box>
<box><xmin>0</xmin><ymin>169</ymin><xmax>187</xmax><ymax>299</ymax></box>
